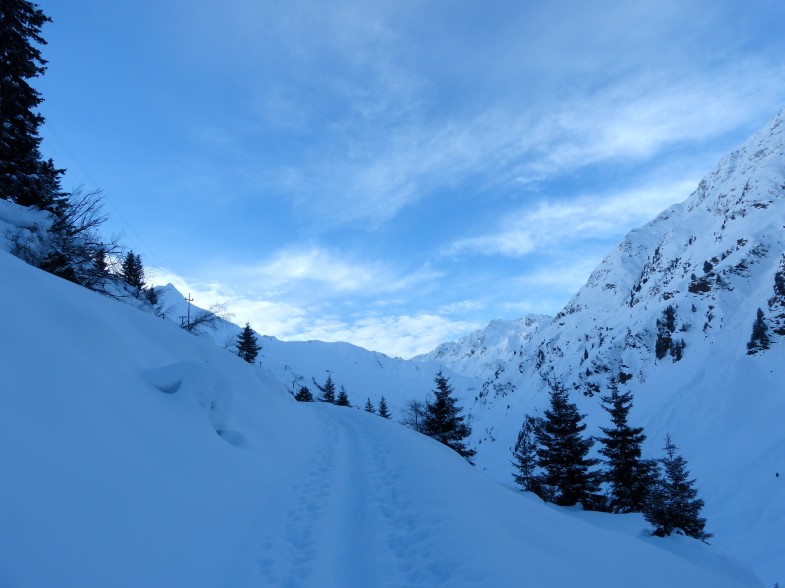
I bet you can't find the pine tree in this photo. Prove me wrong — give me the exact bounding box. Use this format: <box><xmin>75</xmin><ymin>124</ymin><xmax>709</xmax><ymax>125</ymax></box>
<box><xmin>535</xmin><ymin>384</ymin><xmax>601</xmax><ymax>508</ymax></box>
<box><xmin>0</xmin><ymin>0</ymin><xmax>66</xmax><ymax>213</ymax></box>
<box><xmin>315</xmin><ymin>375</ymin><xmax>336</xmax><ymax>403</ymax></box>
<box><xmin>235</xmin><ymin>322</ymin><xmax>261</xmax><ymax>364</ymax></box>
<box><xmin>747</xmin><ymin>308</ymin><xmax>770</xmax><ymax>354</ymax></box>
<box><xmin>598</xmin><ymin>383</ymin><xmax>655</xmax><ymax>513</ymax></box>
<box><xmin>294</xmin><ymin>386</ymin><xmax>313</xmax><ymax>402</ymax></box>
<box><xmin>335</xmin><ymin>385</ymin><xmax>351</xmax><ymax>407</ymax></box>
<box><xmin>655</xmin><ymin>305</ymin><xmax>677</xmax><ymax>359</ymax></box>
<box><xmin>364</xmin><ymin>398</ymin><xmax>376</xmax><ymax>413</ymax></box>
<box><xmin>120</xmin><ymin>251</ymin><xmax>145</xmax><ymax>290</ymax></box>
<box><xmin>378</xmin><ymin>396</ymin><xmax>392</xmax><ymax>419</ymax></box>
<box><xmin>512</xmin><ymin>415</ymin><xmax>545</xmax><ymax>497</ymax></box>
<box><xmin>644</xmin><ymin>434</ymin><xmax>711</xmax><ymax>542</ymax></box>
<box><xmin>423</xmin><ymin>371</ymin><xmax>475</xmax><ymax>462</ymax></box>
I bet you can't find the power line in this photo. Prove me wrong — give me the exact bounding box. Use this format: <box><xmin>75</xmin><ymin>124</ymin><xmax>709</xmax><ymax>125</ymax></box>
<box><xmin>42</xmin><ymin>122</ymin><xmax>169</xmax><ymax>269</ymax></box>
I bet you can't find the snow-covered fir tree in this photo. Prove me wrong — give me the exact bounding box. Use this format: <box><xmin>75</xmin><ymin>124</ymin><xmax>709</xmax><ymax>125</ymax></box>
<box><xmin>535</xmin><ymin>384</ymin><xmax>602</xmax><ymax>508</ymax></box>
<box><xmin>364</xmin><ymin>398</ymin><xmax>376</xmax><ymax>413</ymax></box>
<box><xmin>316</xmin><ymin>374</ymin><xmax>336</xmax><ymax>403</ymax></box>
<box><xmin>235</xmin><ymin>323</ymin><xmax>261</xmax><ymax>364</ymax></box>
<box><xmin>597</xmin><ymin>384</ymin><xmax>656</xmax><ymax>513</ymax></box>
<box><xmin>335</xmin><ymin>385</ymin><xmax>351</xmax><ymax>407</ymax></box>
<box><xmin>747</xmin><ymin>308</ymin><xmax>770</xmax><ymax>354</ymax></box>
<box><xmin>377</xmin><ymin>396</ymin><xmax>391</xmax><ymax>419</ymax></box>
<box><xmin>423</xmin><ymin>371</ymin><xmax>475</xmax><ymax>462</ymax></box>
<box><xmin>511</xmin><ymin>414</ymin><xmax>544</xmax><ymax>496</ymax></box>
<box><xmin>644</xmin><ymin>434</ymin><xmax>711</xmax><ymax>542</ymax></box>
<box><xmin>294</xmin><ymin>385</ymin><xmax>313</xmax><ymax>402</ymax></box>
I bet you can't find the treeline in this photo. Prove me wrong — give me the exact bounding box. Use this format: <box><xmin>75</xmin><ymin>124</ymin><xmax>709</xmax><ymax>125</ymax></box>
<box><xmin>512</xmin><ymin>381</ymin><xmax>710</xmax><ymax>542</ymax></box>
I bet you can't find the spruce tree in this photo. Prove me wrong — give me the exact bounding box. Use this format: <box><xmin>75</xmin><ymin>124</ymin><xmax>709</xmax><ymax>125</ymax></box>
<box><xmin>644</xmin><ymin>435</ymin><xmax>711</xmax><ymax>542</ymax></box>
<box><xmin>535</xmin><ymin>384</ymin><xmax>601</xmax><ymax>508</ymax></box>
<box><xmin>315</xmin><ymin>375</ymin><xmax>336</xmax><ymax>403</ymax></box>
<box><xmin>747</xmin><ymin>308</ymin><xmax>770</xmax><ymax>354</ymax></box>
<box><xmin>598</xmin><ymin>383</ymin><xmax>655</xmax><ymax>513</ymax></box>
<box><xmin>512</xmin><ymin>415</ymin><xmax>545</xmax><ymax>497</ymax></box>
<box><xmin>0</xmin><ymin>0</ymin><xmax>66</xmax><ymax>213</ymax></box>
<box><xmin>294</xmin><ymin>386</ymin><xmax>313</xmax><ymax>402</ymax></box>
<box><xmin>377</xmin><ymin>396</ymin><xmax>392</xmax><ymax>419</ymax></box>
<box><xmin>120</xmin><ymin>251</ymin><xmax>145</xmax><ymax>290</ymax></box>
<box><xmin>423</xmin><ymin>371</ymin><xmax>475</xmax><ymax>461</ymax></box>
<box><xmin>235</xmin><ymin>322</ymin><xmax>261</xmax><ymax>364</ymax></box>
<box><xmin>335</xmin><ymin>385</ymin><xmax>351</xmax><ymax>407</ymax></box>
<box><xmin>364</xmin><ymin>398</ymin><xmax>376</xmax><ymax>413</ymax></box>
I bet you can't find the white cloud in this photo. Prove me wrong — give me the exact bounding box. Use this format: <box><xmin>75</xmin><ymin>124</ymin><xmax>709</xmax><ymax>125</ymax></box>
<box><xmin>446</xmin><ymin>179</ymin><xmax>697</xmax><ymax>257</ymax></box>
<box><xmin>148</xmin><ymin>266</ymin><xmax>477</xmax><ymax>358</ymax></box>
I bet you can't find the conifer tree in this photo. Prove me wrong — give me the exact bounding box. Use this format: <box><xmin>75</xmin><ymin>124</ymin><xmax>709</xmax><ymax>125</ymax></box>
<box><xmin>423</xmin><ymin>371</ymin><xmax>475</xmax><ymax>462</ymax></box>
<box><xmin>364</xmin><ymin>398</ymin><xmax>376</xmax><ymax>413</ymax></box>
<box><xmin>335</xmin><ymin>385</ymin><xmax>351</xmax><ymax>407</ymax></box>
<box><xmin>512</xmin><ymin>414</ymin><xmax>545</xmax><ymax>497</ymax></box>
<box><xmin>644</xmin><ymin>435</ymin><xmax>711</xmax><ymax>542</ymax></box>
<box><xmin>535</xmin><ymin>384</ymin><xmax>601</xmax><ymax>508</ymax></box>
<box><xmin>120</xmin><ymin>251</ymin><xmax>145</xmax><ymax>290</ymax></box>
<box><xmin>0</xmin><ymin>0</ymin><xmax>66</xmax><ymax>213</ymax></box>
<box><xmin>378</xmin><ymin>396</ymin><xmax>392</xmax><ymax>419</ymax></box>
<box><xmin>598</xmin><ymin>383</ymin><xmax>655</xmax><ymax>513</ymax></box>
<box><xmin>294</xmin><ymin>385</ymin><xmax>313</xmax><ymax>402</ymax></box>
<box><xmin>235</xmin><ymin>322</ymin><xmax>261</xmax><ymax>364</ymax></box>
<box><xmin>315</xmin><ymin>375</ymin><xmax>336</xmax><ymax>403</ymax></box>
<box><xmin>747</xmin><ymin>308</ymin><xmax>770</xmax><ymax>354</ymax></box>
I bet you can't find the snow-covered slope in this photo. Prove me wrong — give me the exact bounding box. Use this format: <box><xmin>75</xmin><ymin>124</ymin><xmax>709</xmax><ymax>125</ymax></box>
<box><xmin>417</xmin><ymin>108</ymin><xmax>785</xmax><ymax>585</ymax></box>
<box><xmin>0</xmin><ymin>213</ymin><xmax>764</xmax><ymax>586</ymax></box>
<box><xmin>154</xmin><ymin>283</ymin><xmax>483</xmax><ymax>416</ymax></box>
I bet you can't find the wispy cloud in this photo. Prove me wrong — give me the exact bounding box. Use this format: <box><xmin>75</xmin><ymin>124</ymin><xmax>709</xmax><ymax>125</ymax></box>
<box><xmin>224</xmin><ymin>247</ymin><xmax>442</xmax><ymax>298</ymax></box>
<box><xmin>148</xmin><ymin>266</ymin><xmax>478</xmax><ymax>358</ymax></box>
<box><xmin>446</xmin><ymin>179</ymin><xmax>697</xmax><ymax>257</ymax></box>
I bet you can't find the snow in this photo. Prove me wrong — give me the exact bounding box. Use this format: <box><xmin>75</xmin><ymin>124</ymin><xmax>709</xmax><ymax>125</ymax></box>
<box><xmin>0</xmin><ymin>215</ymin><xmax>764</xmax><ymax>586</ymax></box>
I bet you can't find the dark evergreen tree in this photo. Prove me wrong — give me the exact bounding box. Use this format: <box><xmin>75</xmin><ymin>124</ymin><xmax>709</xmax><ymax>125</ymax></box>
<box><xmin>747</xmin><ymin>308</ymin><xmax>770</xmax><ymax>354</ymax></box>
<box><xmin>512</xmin><ymin>414</ymin><xmax>545</xmax><ymax>497</ymax></box>
<box><xmin>422</xmin><ymin>371</ymin><xmax>475</xmax><ymax>462</ymax></box>
<box><xmin>294</xmin><ymin>385</ymin><xmax>313</xmax><ymax>402</ymax></box>
<box><xmin>335</xmin><ymin>385</ymin><xmax>351</xmax><ymax>407</ymax></box>
<box><xmin>0</xmin><ymin>0</ymin><xmax>66</xmax><ymax>213</ymax></box>
<box><xmin>235</xmin><ymin>322</ymin><xmax>261</xmax><ymax>364</ymax></box>
<box><xmin>120</xmin><ymin>251</ymin><xmax>145</xmax><ymax>290</ymax></box>
<box><xmin>364</xmin><ymin>398</ymin><xmax>376</xmax><ymax>413</ymax></box>
<box><xmin>315</xmin><ymin>374</ymin><xmax>336</xmax><ymax>403</ymax></box>
<box><xmin>655</xmin><ymin>305</ymin><xmax>676</xmax><ymax>359</ymax></box>
<box><xmin>598</xmin><ymin>383</ymin><xmax>656</xmax><ymax>513</ymax></box>
<box><xmin>535</xmin><ymin>384</ymin><xmax>601</xmax><ymax>508</ymax></box>
<box><xmin>145</xmin><ymin>286</ymin><xmax>159</xmax><ymax>306</ymax></box>
<box><xmin>644</xmin><ymin>435</ymin><xmax>711</xmax><ymax>542</ymax></box>
<box><xmin>378</xmin><ymin>396</ymin><xmax>392</xmax><ymax>419</ymax></box>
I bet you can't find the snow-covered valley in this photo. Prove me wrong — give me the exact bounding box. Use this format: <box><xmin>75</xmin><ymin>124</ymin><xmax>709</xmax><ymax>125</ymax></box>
<box><xmin>137</xmin><ymin>108</ymin><xmax>785</xmax><ymax>586</ymax></box>
<box><xmin>0</xmin><ymin>204</ymin><xmax>769</xmax><ymax>585</ymax></box>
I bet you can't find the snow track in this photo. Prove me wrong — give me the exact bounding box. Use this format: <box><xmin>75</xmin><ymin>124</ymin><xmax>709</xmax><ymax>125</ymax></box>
<box><xmin>254</xmin><ymin>408</ymin><xmax>463</xmax><ymax>588</ymax></box>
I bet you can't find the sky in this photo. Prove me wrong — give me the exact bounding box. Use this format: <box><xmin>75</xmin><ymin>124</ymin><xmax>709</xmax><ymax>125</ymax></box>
<box><xmin>34</xmin><ymin>0</ymin><xmax>785</xmax><ymax>358</ymax></box>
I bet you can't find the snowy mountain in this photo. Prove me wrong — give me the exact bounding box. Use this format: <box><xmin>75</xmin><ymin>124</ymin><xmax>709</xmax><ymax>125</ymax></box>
<box><xmin>149</xmin><ymin>107</ymin><xmax>785</xmax><ymax>583</ymax></box>
<box><xmin>416</xmin><ymin>108</ymin><xmax>785</xmax><ymax>585</ymax></box>
<box><xmin>0</xmin><ymin>208</ymin><xmax>763</xmax><ymax>587</ymax></box>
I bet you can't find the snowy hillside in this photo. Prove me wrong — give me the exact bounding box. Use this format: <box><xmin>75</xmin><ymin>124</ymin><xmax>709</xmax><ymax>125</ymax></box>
<box><xmin>0</xmin><ymin>206</ymin><xmax>765</xmax><ymax>586</ymax></box>
<box><xmin>154</xmin><ymin>283</ymin><xmax>483</xmax><ymax>416</ymax></box>
<box><xmin>418</xmin><ymin>108</ymin><xmax>785</xmax><ymax>585</ymax></box>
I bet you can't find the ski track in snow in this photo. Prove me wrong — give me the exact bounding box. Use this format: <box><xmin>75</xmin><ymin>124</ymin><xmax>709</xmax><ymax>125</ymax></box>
<box><xmin>254</xmin><ymin>409</ymin><xmax>465</xmax><ymax>588</ymax></box>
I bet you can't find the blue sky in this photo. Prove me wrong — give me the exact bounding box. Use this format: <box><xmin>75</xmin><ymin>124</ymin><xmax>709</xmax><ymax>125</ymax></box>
<box><xmin>36</xmin><ymin>0</ymin><xmax>785</xmax><ymax>358</ymax></box>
